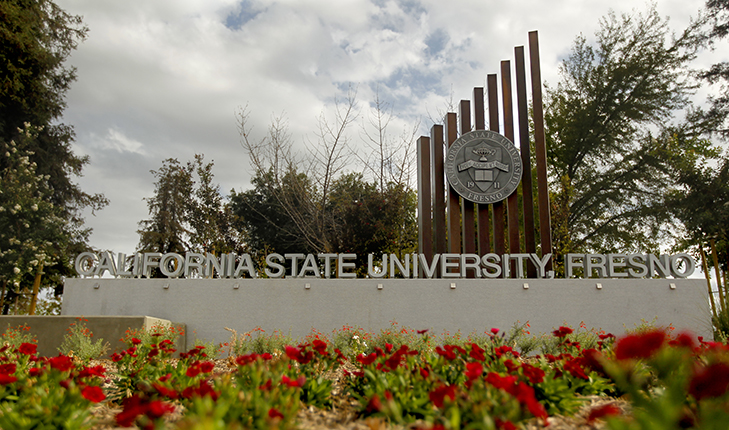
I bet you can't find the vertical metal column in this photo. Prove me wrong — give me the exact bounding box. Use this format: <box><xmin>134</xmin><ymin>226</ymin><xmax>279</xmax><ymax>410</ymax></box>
<box><xmin>487</xmin><ymin>74</ymin><xmax>506</xmax><ymax>258</ymax></box>
<box><xmin>501</xmin><ymin>60</ymin><xmax>521</xmax><ymax>272</ymax></box>
<box><xmin>473</xmin><ymin>87</ymin><xmax>491</xmax><ymax>255</ymax></box>
<box><xmin>431</xmin><ymin>125</ymin><xmax>447</xmax><ymax>272</ymax></box>
<box><xmin>459</xmin><ymin>100</ymin><xmax>476</xmax><ymax>255</ymax></box>
<box><xmin>529</xmin><ymin>30</ymin><xmax>553</xmax><ymax>271</ymax></box>
<box><xmin>445</xmin><ymin>112</ymin><xmax>461</xmax><ymax>256</ymax></box>
<box><xmin>417</xmin><ymin>136</ymin><xmax>433</xmax><ymax>267</ymax></box>
<box><xmin>515</xmin><ymin>46</ymin><xmax>537</xmax><ymax>277</ymax></box>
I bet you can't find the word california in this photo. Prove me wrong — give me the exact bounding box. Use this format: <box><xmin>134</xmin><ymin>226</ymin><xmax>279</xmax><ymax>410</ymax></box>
<box><xmin>75</xmin><ymin>251</ymin><xmax>696</xmax><ymax>279</ymax></box>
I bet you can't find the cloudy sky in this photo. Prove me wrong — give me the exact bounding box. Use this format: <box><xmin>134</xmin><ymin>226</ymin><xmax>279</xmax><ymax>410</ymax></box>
<box><xmin>55</xmin><ymin>0</ymin><xmax>719</xmax><ymax>255</ymax></box>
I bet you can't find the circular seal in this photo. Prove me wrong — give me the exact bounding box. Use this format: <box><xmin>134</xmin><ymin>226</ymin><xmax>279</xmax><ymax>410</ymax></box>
<box><xmin>445</xmin><ymin>130</ymin><xmax>522</xmax><ymax>204</ymax></box>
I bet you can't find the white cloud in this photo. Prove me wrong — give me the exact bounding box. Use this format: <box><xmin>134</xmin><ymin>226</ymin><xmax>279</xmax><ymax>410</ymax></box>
<box><xmin>55</xmin><ymin>0</ymin><xmax>714</xmax><ymax>254</ymax></box>
<box><xmin>89</xmin><ymin>128</ymin><xmax>147</xmax><ymax>155</ymax></box>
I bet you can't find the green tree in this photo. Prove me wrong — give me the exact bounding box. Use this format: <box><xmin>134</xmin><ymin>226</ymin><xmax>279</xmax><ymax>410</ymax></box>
<box><xmin>230</xmin><ymin>167</ymin><xmax>316</xmax><ymax>257</ymax></box>
<box><xmin>0</xmin><ymin>0</ymin><xmax>106</xmax><ymax>224</ymax></box>
<box><xmin>327</xmin><ymin>173</ymin><xmax>417</xmax><ymax>275</ymax></box>
<box><xmin>0</xmin><ymin>126</ymin><xmax>66</xmax><ymax>314</ymax></box>
<box><xmin>544</xmin><ymin>5</ymin><xmax>718</xmax><ymax>260</ymax></box>
<box><xmin>702</xmin><ymin>0</ymin><xmax>729</xmax><ymax>136</ymax></box>
<box><xmin>186</xmin><ymin>154</ymin><xmax>243</xmax><ymax>255</ymax></box>
<box><xmin>137</xmin><ymin>159</ymin><xmax>194</xmax><ymax>258</ymax></box>
<box><xmin>0</xmin><ymin>0</ymin><xmax>107</xmax><ymax>304</ymax></box>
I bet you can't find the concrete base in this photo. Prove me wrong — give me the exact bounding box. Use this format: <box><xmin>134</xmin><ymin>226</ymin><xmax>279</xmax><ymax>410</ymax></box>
<box><xmin>61</xmin><ymin>278</ymin><xmax>713</xmax><ymax>352</ymax></box>
<box><xmin>0</xmin><ymin>316</ymin><xmax>186</xmax><ymax>358</ymax></box>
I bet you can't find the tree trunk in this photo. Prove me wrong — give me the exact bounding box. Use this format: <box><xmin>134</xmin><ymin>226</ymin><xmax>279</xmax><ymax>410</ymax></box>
<box><xmin>27</xmin><ymin>263</ymin><xmax>44</xmax><ymax>315</ymax></box>
<box><xmin>711</xmin><ymin>239</ymin><xmax>725</xmax><ymax>310</ymax></box>
<box><xmin>701</xmin><ymin>246</ymin><xmax>718</xmax><ymax>319</ymax></box>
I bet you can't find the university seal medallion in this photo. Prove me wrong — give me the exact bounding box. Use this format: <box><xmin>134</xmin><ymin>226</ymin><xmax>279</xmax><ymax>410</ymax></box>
<box><xmin>445</xmin><ymin>130</ymin><xmax>522</xmax><ymax>204</ymax></box>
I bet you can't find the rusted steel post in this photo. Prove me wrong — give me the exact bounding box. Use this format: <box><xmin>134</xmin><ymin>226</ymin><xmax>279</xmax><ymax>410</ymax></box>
<box><xmin>473</xmin><ymin>87</ymin><xmax>491</xmax><ymax>255</ymax></box>
<box><xmin>515</xmin><ymin>46</ymin><xmax>537</xmax><ymax>277</ymax></box>
<box><xmin>445</xmin><ymin>112</ymin><xmax>461</xmax><ymax>257</ymax></box>
<box><xmin>431</xmin><ymin>124</ymin><xmax>447</xmax><ymax>273</ymax></box>
<box><xmin>529</xmin><ymin>30</ymin><xmax>553</xmax><ymax>272</ymax></box>
<box><xmin>417</xmin><ymin>136</ymin><xmax>433</xmax><ymax>268</ymax></box>
<box><xmin>487</xmin><ymin>74</ymin><xmax>506</xmax><ymax>258</ymax></box>
<box><xmin>501</xmin><ymin>60</ymin><xmax>521</xmax><ymax>274</ymax></box>
<box><xmin>459</xmin><ymin>100</ymin><xmax>476</xmax><ymax>256</ymax></box>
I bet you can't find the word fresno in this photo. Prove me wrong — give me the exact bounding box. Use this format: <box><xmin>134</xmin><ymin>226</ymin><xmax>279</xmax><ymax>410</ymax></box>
<box><xmin>75</xmin><ymin>252</ymin><xmax>695</xmax><ymax>279</ymax></box>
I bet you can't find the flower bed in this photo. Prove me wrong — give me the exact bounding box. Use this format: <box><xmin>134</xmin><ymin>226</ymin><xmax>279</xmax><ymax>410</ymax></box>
<box><xmin>0</xmin><ymin>322</ymin><xmax>728</xmax><ymax>429</ymax></box>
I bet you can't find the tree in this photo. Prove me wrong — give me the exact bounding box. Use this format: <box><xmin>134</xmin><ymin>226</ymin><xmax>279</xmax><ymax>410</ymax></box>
<box><xmin>0</xmin><ymin>0</ymin><xmax>106</xmax><ymax>220</ymax></box>
<box><xmin>186</xmin><ymin>154</ymin><xmax>244</xmax><ymax>256</ymax></box>
<box><xmin>137</xmin><ymin>159</ymin><xmax>194</xmax><ymax>257</ymax></box>
<box><xmin>0</xmin><ymin>0</ymin><xmax>107</xmax><ymax>306</ymax></box>
<box><xmin>327</xmin><ymin>173</ymin><xmax>417</xmax><ymax>275</ymax></box>
<box><xmin>138</xmin><ymin>156</ymin><xmax>244</xmax><ymax>277</ymax></box>
<box><xmin>702</xmin><ymin>0</ymin><xmax>729</xmax><ymax>136</ymax></box>
<box><xmin>544</xmin><ymin>5</ymin><xmax>718</xmax><ymax>259</ymax></box>
<box><xmin>0</xmin><ymin>126</ymin><xmax>66</xmax><ymax>314</ymax></box>
<box><xmin>233</xmin><ymin>90</ymin><xmax>419</xmax><ymax>267</ymax></box>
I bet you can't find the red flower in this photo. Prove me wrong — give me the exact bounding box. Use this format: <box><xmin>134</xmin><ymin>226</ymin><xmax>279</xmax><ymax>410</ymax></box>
<box><xmin>429</xmin><ymin>384</ymin><xmax>457</xmax><ymax>408</ymax></box>
<box><xmin>417</xmin><ymin>329</ymin><xmax>429</xmax><ymax>335</ymax></box>
<box><xmin>131</xmin><ymin>338</ymin><xmax>142</xmax><ymax>345</ymax></box>
<box><xmin>434</xmin><ymin>346</ymin><xmax>456</xmax><ymax>361</ymax></box>
<box><xmin>186</xmin><ymin>366</ymin><xmax>201</xmax><ymax>378</ymax></box>
<box><xmin>236</xmin><ymin>353</ymin><xmax>259</xmax><ymax>366</ymax></box>
<box><xmin>29</xmin><ymin>367</ymin><xmax>43</xmax><ymax>377</ymax></box>
<box><xmin>116</xmin><ymin>395</ymin><xmax>146</xmax><ymax>426</ymax></box>
<box><xmin>259</xmin><ymin>379</ymin><xmax>273</xmax><ymax>391</ymax></box>
<box><xmin>689</xmin><ymin>362</ymin><xmax>729</xmax><ymax>401</ymax></box>
<box><xmin>281</xmin><ymin>375</ymin><xmax>306</xmax><ymax>388</ymax></box>
<box><xmin>81</xmin><ymin>385</ymin><xmax>106</xmax><ymax>403</ymax></box>
<box><xmin>495</xmin><ymin>418</ymin><xmax>518</xmax><ymax>430</ymax></box>
<box><xmin>494</xmin><ymin>345</ymin><xmax>520</xmax><ymax>358</ymax></box>
<box><xmin>365</xmin><ymin>393</ymin><xmax>382</xmax><ymax>413</ymax></box>
<box><xmin>18</xmin><ymin>342</ymin><xmax>37</xmax><ymax>355</ymax></box>
<box><xmin>0</xmin><ymin>374</ymin><xmax>17</xmax><ymax>385</ymax></box>
<box><xmin>268</xmin><ymin>407</ymin><xmax>284</xmax><ymax>420</ymax></box>
<box><xmin>669</xmin><ymin>331</ymin><xmax>697</xmax><ymax>350</ymax></box>
<box><xmin>356</xmin><ymin>352</ymin><xmax>378</xmax><ymax>366</ymax></box>
<box><xmin>312</xmin><ymin>339</ymin><xmax>329</xmax><ymax>356</ymax></box>
<box><xmin>586</xmin><ymin>403</ymin><xmax>621</xmax><ymax>423</ymax></box>
<box><xmin>469</xmin><ymin>343</ymin><xmax>486</xmax><ymax>361</ymax></box>
<box><xmin>491</xmin><ymin>328</ymin><xmax>500</xmax><ymax>335</ymax></box>
<box><xmin>153</xmin><ymin>383</ymin><xmax>178</xmax><ymax>399</ymax></box>
<box><xmin>552</xmin><ymin>326</ymin><xmax>573</xmax><ymax>338</ymax></box>
<box><xmin>521</xmin><ymin>363</ymin><xmax>545</xmax><ymax>384</ymax></box>
<box><xmin>614</xmin><ymin>330</ymin><xmax>666</xmax><ymax>360</ymax></box>
<box><xmin>146</xmin><ymin>400</ymin><xmax>175</xmax><ymax>419</ymax></box>
<box><xmin>79</xmin><ymin>365</ymin><xmax>106</xmax><ymax>378</ymax></box>
<box><xmin>563</xmin><ymin>357</ymin><xmax>589</xmax><ymax>380</ymax></box>
<box><xmin>200</xmin><ymin>361</ymin><xmax>215</xmax><ymax>373</ymax></box>
<box><xmin>0</xmin><ymin>363</ymin><xmax>16</xmax><ymax>375</ymax></box>
<box><xmin>465</xmin><ymin>362</ymin><xmax>483</xmax><ymax>380</ymax></box>
<box><xmin>284</xmin><ymin>345</ymin><xmax>313</xmax><ymax>364</ymax></box>
<box><xmin>111</xmin><ymin>352</ymin><xmax>125</xmax><ymax>362</ymax></box>
<box><xmin>49</xmin><ymin>355</ymin><xmax>74</xmax><ymax>372</ymax></box>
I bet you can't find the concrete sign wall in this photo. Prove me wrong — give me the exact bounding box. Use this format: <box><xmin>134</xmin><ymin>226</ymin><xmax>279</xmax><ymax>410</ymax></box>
<box><xmin>62</xmin><ymin>278</ymin><xmax>712</xmax><ymax>352</ymax></box>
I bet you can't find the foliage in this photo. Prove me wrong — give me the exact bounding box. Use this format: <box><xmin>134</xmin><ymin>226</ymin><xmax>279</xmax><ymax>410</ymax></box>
<box><xmin>0</xmin><ymin>0</ymin><xmax>107</xmax><ymax>307</ymax></box>
<box><xmin>544</xmin><ymin>4</ymin><xmax>720</xmax><ymax>257</ymax></box>
<box><xmin>0</xmin><ymin>324</ymin><xmax>36</xmax><ymax>349</ymax></box>
<box><xmin>234</xmin><ymin>91</ymin><xmax>418</xmax><ymax>262</ymax></box>
<box><xmin>223</xmin><ymin>326</ymin><xmax>294</xmax><ymax>357</ymax></box>
<box><xmin>137</xmin><ymin>158</ymin><xmax>194</xmax><ymax>259</ymax></box>
<box><xmin>702</xmin><ymin>0</ymin><xmax>729</xmax><ymax>137</ymax></box>
<box><xmin>0</xmin><ymin>342</ymin><xmax>106</xmax><ymax>429</ymax></box>
<box><xmin>0</xmin><ymin>126</ymin><xmax>69</xmax><ymax>312</ymax></box>
<box><xmin>57</xmin><ymin>317</ymin><xmax>109</xmax><ymax>363</ymax></box>
<box><xmin>137</xmin><ymin>155</ymin><xmax>244</xmax><ymax>276</ymax></box>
